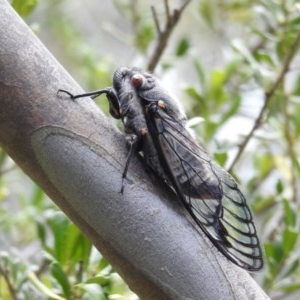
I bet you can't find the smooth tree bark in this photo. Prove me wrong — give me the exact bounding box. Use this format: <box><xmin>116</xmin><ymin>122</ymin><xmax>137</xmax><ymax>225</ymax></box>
<box><xmin>0</xmin><ymin>2</ymin><xmax>269</xmax><ymax>299</ymax></box>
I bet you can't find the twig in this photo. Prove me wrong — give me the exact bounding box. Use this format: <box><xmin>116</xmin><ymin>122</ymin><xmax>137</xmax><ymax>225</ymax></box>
<box><xmin>0</xmin><ymin>263</ymin><xmax>17</xmax><ymax>299</ymax></box>
<box><xmin>151</xmin><ymin>6</ymin><xmax>161</xmax><ymax>34</ymax></box>
<box><xmin>147</xmin><ymin>0</ymin><xmax>191</xmax><ymax>72</ymax></box>
<box><xmin>283</xmin><ymin>93</ymin><xmax>298</xmax><ymax>203</ymax></box>
<box><xmin>228</xmin><ymin>29</ymin><xmax>300</xmax><ymax>173</ymax></box>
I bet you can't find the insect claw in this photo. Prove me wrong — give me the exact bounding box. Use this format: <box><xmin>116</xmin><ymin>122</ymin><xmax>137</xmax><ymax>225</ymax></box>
<box><xmin>120</xmin><ymin>180</ymin><xmax>125</xmax><ymax>194</ymax></box>
<box><xmin>57</xmin><ymin>89</ymin><xmax>75</xmax><ymax>99</ymax></box>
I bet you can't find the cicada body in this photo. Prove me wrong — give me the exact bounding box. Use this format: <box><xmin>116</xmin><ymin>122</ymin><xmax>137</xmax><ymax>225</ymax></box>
<box><xmin>59</xmin><ymin>67</ymin><xmax>263</xmax><ymax>271</ymax></box>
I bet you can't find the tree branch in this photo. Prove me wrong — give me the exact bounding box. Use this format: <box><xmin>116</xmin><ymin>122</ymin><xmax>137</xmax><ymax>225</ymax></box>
<box><xmin>147</xmin><ymin>0</ymin><xmax>191</xmax><ymax>72</ymax></box>
<box><xmin>0</xmin><ymin>2</ymin><xmax>269</xmax><ymax>299</ymax></box>
<box><xmin>228</xmin><ymin>29</ymin><xmax>300</xmax><ymax>173</ymax></box>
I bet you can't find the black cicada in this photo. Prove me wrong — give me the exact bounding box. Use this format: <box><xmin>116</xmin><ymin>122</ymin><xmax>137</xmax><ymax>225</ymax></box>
<box><xmin>59</xmin><ymin>67</ymin><xmax>263</xmax><ymax>271</ymax></box>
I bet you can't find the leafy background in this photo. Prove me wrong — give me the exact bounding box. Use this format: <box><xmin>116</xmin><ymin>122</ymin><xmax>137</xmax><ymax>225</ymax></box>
<box><xmin>1</xmin><ymin>0</ymin><xmax>300</xmax><ymax>299</ymax></box>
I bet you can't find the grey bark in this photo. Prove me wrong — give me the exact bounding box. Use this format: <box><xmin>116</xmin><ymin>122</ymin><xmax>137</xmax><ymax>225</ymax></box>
<box><xmin>0</xmin><ymin>1</ymin><xmax>269</xmax><ymax>299</ymax></box>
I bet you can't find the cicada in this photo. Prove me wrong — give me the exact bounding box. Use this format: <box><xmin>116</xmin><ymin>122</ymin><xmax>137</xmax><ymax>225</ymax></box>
<box><xmin>59</xmin><ymin>67</ymin><xmax>263</xmax><ymax>271</ymax></box>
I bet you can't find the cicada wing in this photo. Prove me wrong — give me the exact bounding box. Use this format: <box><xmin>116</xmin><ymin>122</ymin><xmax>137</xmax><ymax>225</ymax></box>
<box><xmin>209</xmin><ymin>162</ymin><xmax>263</xmax><ymax>270</ymax></box>
<box><xmin>147</xmin><ymin>105</ymin><xmax>263</xmax><ymax>271</ymax></box>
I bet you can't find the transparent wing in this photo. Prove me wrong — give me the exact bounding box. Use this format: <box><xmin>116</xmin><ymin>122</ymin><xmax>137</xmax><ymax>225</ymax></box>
<box><xmin>146</xmin><ymin>104</ymin><xmax>263</xmax><ymax>271</ymax></box>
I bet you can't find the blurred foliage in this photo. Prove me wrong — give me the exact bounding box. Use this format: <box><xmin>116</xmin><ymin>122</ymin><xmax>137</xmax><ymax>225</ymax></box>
<box><xmin>0</xmin><ymin>169</ymin><xmax>136</xmax><ymax>299</ymax></box>
<box><xmin>2</xmin><ymin>0</ymin><xmax>300</xmax><ymax>299</ymax></box>
<box><xmin>11</xmin><ymin>0</ymin><xmax>39</xmax><ymax>17</ymax></box>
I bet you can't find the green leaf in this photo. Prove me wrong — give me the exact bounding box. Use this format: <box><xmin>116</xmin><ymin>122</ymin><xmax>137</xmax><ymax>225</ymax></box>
<box><xmin>193</xmin><ymin>59</ymin><xmax>206</xmax><ymax>91</ymax></box>
<box><xmin>293</xmin><ymin>74</ymin><xmax>300</xmax><ymax>96</ymax></box>
<box><xmin>282</xmin><ymin>227</ymin><xmax>298</xmax><ymax>254</ymax></box>
<box><xmin>291</xmin><ymin>149</ymin><xmax>300</xmax><ymax>177</ymax></box>
<box><xmin>281</xmin><ymin>259</ymin><xmax>299</xmax><ymax>279</ymax></box>
<box><xmin>36</xmin><ymin>220</ymin><xmax>46</xmax><ymax>246</ymax></box>
<box><xmin>290</xmin><ymin>16</ymin><xmax>300</xmax><ymax>27</ymax></box>
<box><xmin>251</xmin><ymin>195</ymin><xmax>276</xmax><ymax>213</ymax></box>
<box><xmin>67</xmin><ymin>225</ymin><xmax>92</xmax><ymax>264</ymax></box>
<box><xmin>254</xmin><ymin>154</ymin><xmax>273</xmax><ymax>177</ymax></box>
<box><xmin>209</xmin><ymin>70</ymin><xmax>226</xmax><ymax>102</ymax></box>
<box><xmin>47</xmin><ymin>212</ymin><xmax>70</xmax><ymax>264</ymax></box>
<box><xmin>32</xmin><ymin>186</ymin><xmax>45</xmax><ymax>207</ymax></box>
<box><xmin>283</xmin><ymin>199</ymin><xmax>297</xmax><ymax>228</ymax></box>
<box><xmin>203</xmin><ymin>120</ymin><xmax>218</xmax><ymax>142</ymax></box>
<box><xmin>176</xmin><ymin>38</ymin><xmax>190</xmax><ymax>57</ymax></box>
<box><xmin>276</xmin><ymin>179</ymin><xmax>283</xmax><ymax>194</ymax></box>
<box><xmin>12</xmin><ymin>0</ymin><xmax>39</xmax><ymax>17</ymax></box>
<box><xmin>254</xmin><ymin>51</ymin><xmax>275</xmax><ymax>67</ymax></box>
<box><xmin>185</xmin><ymin>86</ymin><xmax>207</xmax><ymax>117</ymax></box>
<box><xmin>279</xmin><ymin>282</ymin><xmax>300</xmax><ymax>292</ymax></box>
<box><xmin>44</xmin><ymin>209</ymin><xmax>92</xmax><ymax>274</ymax></box>
<box><xmin>135</xmin><ymin>23</ymin><xmax>154</xmax><ymax>53</ymax></box>
<box><xmin>213</xmin><ymin>152</ymin><xmax>228</xmax><ymax>167</ymax></box>
<box><xmin>265</xmin><ymin>241</ymin><xmax>284</xmax><ymax>265</ymax></box>
<box><xmin>198</xmin><ymin>0</ymin><xmax>215</xmax><ymax>30</ymax></box>
<box><xmin>219</xmin><ymin>95</ymin><xmax>241</xmax><ymax>126</ymax></box>
<box><xmin>231</xmin><ymin>39</ymin><xmax>258</xmax><ymax>68</ymax></box>
<box><xmin>51</xmin><ymin>262</ymin><xmax>71</xmax><ymax>299</ymax></box>
<box><xmin>86</xmin><ymin>275</ymin><xmax>110</xmax><ymax>286</ymax></box>
<box><xmin>275</xmin><ymin>32</ymin><xmax>297</xmax><ymax>61</ymax></box>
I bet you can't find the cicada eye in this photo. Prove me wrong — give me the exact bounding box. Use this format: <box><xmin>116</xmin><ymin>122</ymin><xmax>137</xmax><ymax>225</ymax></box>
<box><xmin>130</xmin><ymin>74</ymin><xmax>144</xmax><ymax>88</ymax></box>
<box><xmin>106</xmin><ymin>90</ymin><xmax>122</xmax><ymax>119</ymax></box>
